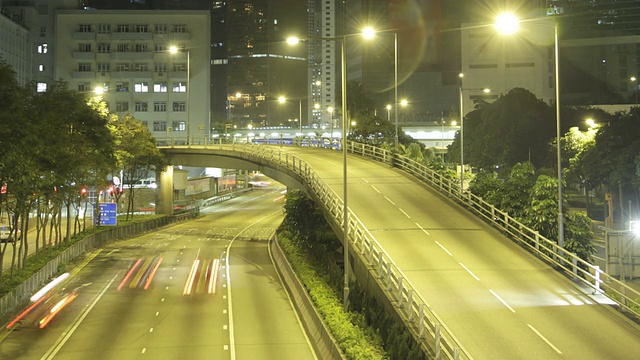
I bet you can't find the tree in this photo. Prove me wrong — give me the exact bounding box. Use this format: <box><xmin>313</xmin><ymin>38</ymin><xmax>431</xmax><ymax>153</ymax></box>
<box><xmin>499</xmin><ymin>162</ymin><xmax>537</xmax><ymax>220</ymax></box>
<box><xmin>564</xmin><ymin>212</ymin><xmax>595</xmax><ymax>268</ymax></box>
<box><xmin>450</xmin><ymin>88</ymin><xmax>555</xmax><ymax>171</ymax></box>
<box><xmin>112</xmin><ymin>115</ymin><xmax>167</xmax><ymax>218</ymax></box>
<box><xmin>526</xmin><ymin>175</ymin><xmax>564</xmax><ymax>241</ymax></box>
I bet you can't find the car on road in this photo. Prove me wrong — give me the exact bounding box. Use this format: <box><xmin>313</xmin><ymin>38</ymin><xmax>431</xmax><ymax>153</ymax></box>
<box><xmin>0</xmin><ymin>224</ymin><xmax>21</xmax><ymax>243</ymax></box>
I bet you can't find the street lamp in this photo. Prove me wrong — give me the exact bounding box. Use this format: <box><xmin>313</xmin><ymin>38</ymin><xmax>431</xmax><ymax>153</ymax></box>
<box><xmin>287</xmin><ymin>34</ymin><xmax>350</xmax><ymax>311</ymax></box>
<box><xmin>278</xmin><ymin>96</ymin><xmax>303</xmax><ymax>134</ymax></box>
<box><xmin>170</xmin><ymin>46</ymin><xmax>190</xmax><ymax>145</ymax></box>
<box><xmin>495</xmin><ymin>12</ymin><xmax>564</xmax><ymax>249</ymax></box>
<box><xmin>631</xmin><ymin>76</ymin><xmax>638</xmax><ymax>105</ymax></box>
<box><xmin>363</xmin><ymin>27</ymin><xmax>398</xmax><ymax>146</ymax></box>
<box><xmin>458</xmin><ymin>74</ymin><xmax>490</xmax><ymax>195</ymax></box>
<box><xmin>386</xmin><ymin>104</ymin><xmax>392</xmax><ymax>123</ymax></box>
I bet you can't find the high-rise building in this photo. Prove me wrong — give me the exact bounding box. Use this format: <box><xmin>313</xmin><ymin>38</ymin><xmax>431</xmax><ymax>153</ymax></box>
<box><xmin>54</xmin><ymin>9</ymin><xmax>211</xmax><ymax>142</ymax></box>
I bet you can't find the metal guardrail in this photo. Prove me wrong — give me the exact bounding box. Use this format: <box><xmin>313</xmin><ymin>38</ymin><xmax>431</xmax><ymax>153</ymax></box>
<box><xmin>0</xmin><ymin>211</ymin><xmax>196</xmax><ymax>319</ymax></box>
<box><xmin>160</xmin><ymin>141</ymin><xmax>470</xmax><ymax>359</ymax></box>
<box><xmin>160</xmin><ymin>139</ymin><xmax>640</xmax><ymax>358</ymax></box>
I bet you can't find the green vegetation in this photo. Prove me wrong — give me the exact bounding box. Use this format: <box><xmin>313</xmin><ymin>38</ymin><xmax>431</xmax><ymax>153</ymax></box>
<box><xmin>0</xmin><ymin>215</ymin><xmax>162</xmax><ymax>297</ymax></box>
<box><xmin>0</xmin><ymin>60</ymin><xmax>166</xmax><ymax>288</ymax></box>
<box><xmin>279</xmin><ymin>190</ymin><xmax>424</xmax><ymax>360</ymax></box>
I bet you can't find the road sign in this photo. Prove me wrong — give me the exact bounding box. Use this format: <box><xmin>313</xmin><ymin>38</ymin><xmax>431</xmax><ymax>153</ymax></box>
<box><xmin>94</xmin><ymin>203</ymin><xmax>117</xmax><ymax>226</ymax></box>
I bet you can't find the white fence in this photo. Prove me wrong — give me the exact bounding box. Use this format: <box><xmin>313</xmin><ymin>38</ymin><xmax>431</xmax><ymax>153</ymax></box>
<box><xmin>160</xmin><ymin>140</ymin><xmax>640</xmax><ymax>359</ymax></box>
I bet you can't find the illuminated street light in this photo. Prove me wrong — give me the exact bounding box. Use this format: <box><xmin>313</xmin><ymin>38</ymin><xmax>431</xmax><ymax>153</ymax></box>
<box><xmin>495</xmin><ymin>12</ymin><xmax>564</xmax><ymax>249</ymax></box>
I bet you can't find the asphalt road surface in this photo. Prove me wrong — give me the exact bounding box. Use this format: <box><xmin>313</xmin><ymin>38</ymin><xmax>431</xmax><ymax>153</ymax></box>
<box><xmin>275</xmin><ymin>146</ymin><xmax>640</xmax><ymax>360</ymax></box>
<box><xmin>0</xmin><ymin>186</ymin><xmax>316</xmax><ymax>360</ymax></box>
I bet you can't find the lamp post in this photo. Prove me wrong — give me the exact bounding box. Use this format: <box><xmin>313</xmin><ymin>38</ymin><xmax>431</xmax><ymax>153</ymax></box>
<box><xmin>495</xmin><ymin>13</ymin><xmax>564</xmax><ymax>249</ymax></box>
<box><xmin>458</xmin><ymin>77</ymin><xmax>490</xmax><ymax>195</ymax></box>
<box><xmin>363</xmin><ymin>28</ymin><xmax>398</xmax><ymax>146</ymax></box>
<box><xmin>170</xmin><ymin>46</ymin><xmax>190</xmax><ymax>145</ymax></box>
<box><xmin>328</xmin><ymin>106</ymin><xmax>334</xmax><ymax>143</ymax></box>
<box><xmin>288</xmin><ymin>34</ymin><xmax>350</xmax><ymax>310</ymax></box>
<box><xmin>631</xmin><ymin>76</ymin><xmax>638</xmax><ymax>105</ymax></box>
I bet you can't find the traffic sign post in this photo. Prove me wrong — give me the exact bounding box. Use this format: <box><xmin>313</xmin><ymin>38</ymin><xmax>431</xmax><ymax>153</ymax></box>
<box><xmin>94</xmin><ymin>203</ymin><xmax>117</xmax><ymax>226</ymax></box>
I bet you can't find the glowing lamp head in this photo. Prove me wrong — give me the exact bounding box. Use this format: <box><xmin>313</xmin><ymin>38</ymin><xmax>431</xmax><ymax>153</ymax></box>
<box><xmin>495</xmin><ymin>13</ymin><xmax>520</xmax><ymax>35</ymax></box>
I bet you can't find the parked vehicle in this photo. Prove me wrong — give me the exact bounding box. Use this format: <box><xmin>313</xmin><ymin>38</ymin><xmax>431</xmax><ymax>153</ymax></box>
<box><xmin>0</xmin><ymin>224</ymin><xmax>21</xmax><ymax>243</ymax></box>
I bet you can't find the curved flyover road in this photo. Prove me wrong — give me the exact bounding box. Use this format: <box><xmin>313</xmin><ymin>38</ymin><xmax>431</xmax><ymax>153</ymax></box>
<box><xmin>275</xmin><ymin>145</ymin><xmax>640</xmax><ymax>360</ymax></box>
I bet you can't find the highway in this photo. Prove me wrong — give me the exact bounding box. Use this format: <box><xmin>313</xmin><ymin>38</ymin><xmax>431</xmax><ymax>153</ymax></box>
<box><xmin>0</xmin><ymin>186</ymin><xmax>316</xmax><ymax>360</ymax></box>
<box><xmin>272</xmin><ymin>146</ymin><xmax>640</xmax><ymax>359</ymax></box>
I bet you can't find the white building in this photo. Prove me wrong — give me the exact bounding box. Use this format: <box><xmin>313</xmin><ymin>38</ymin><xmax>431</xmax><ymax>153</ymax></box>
<box><xmin>460</xmin><ymin>19</ymin><xmax>556</xmax><ymax>116</ymax></box>
<box><xmin>54</xmin><ymin>10</ymin><xmax>211</xmax><ymax>143</ymax></box>
<box><xmin>0</xmin><ymin>3</ymin><xmax>35</xmax><ymax>86</ymax></box>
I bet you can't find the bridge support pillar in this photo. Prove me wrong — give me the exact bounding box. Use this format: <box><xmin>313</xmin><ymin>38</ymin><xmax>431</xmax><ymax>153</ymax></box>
<box><xmin>156</xmin><ymin>165</ymin><xmax>174</xmax><ymax>214</ymax></box>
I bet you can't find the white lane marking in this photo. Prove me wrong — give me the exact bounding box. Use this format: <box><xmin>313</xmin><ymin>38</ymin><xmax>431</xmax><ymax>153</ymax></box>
<box><xmin>41</xmin><ymin>274</ymin><xmax>119</xmax><ymax>360</ymax></box>
<box><xmin>155</xmin><ymin>312</ymin><xmax>160</xmax><ymax>316</ymax></box>
<box><xmin>459</xmin><ymin>263</ymin><xmax>480</xmax><ymax>281</ymax></box>
<box><xmin>223</xmin><ymin>309</ymin><xmax>227</xmax><ymax>314</ymax></box>
<box><xmin>149</xmin><ymin>328</ymin><xmax>154</xmax><ymax>333</ymax></box>
<box><xmin>384</xmin><ymin>196</ymin><xmax>395</xmax><ymax>205</ymax></box>
<box><xmin>489</xmin><ymin>290</ymin><xmax>515</xmax><ymax>313</ymax></box>
<box><xmin>363</xmin><ymin>179</ymin><xmax>369</xmax><ymax>183</ymax></box>
<box><xmin>435</xmin><ymin>241</ymin><xmax>452</xmax><ymax>256</ymax></box>
<box><xmin>371</xmin><ymin>185</ymin><xmax>381</xmax><ymax>194</ymax></box>
<box><xmin>223</xmin><ymin>324</ymin><xmax>228</xmax><ymax>330</ymax></box>
<box><xmin>224</xmin><ymin>345</ymin><xmax>229</xmax><ymax>351</ymax></box>
<box><xmin>224</xmin><ymin>209</ymin><xmax>280</xmax><ymax>360</ymax></box>
<box><xmin>141</xmin><ymin>348</ymin><xmax>146</xmax><ymax>354</ymax></box>
<box><xmin>161</xmin><ymin>298</ymin><xmax>165</xmax><ymax>302</ymax></box>
<box><xmin>107</xmin><ymin>249</ymin><xmax>118</xmax><ymax>255</ymax></box>
<box><xmin>399</xmin><ymin>208</ymin><xmax>411</xmax><ymax>219</ymax></box>
<box><xmin>416</xmin><ymin>223</ymin><xmax>430</xmax><ymax>236</ymax></box>
<box><xmin>527</xmin><ymin>324</ymin><xmax>562</xmax><ymax>354</ymax></box>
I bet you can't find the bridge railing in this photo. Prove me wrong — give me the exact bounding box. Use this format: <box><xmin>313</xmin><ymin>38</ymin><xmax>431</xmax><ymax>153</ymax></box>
<box><xmin>187</xmin><ymin>142</ymin><xmax>472</xmax><ymax>360</ymax></box>
<box><xmin>347</xmin><ymin>142</ymin><xmax>640</xmax><ymax>316</ymax></box>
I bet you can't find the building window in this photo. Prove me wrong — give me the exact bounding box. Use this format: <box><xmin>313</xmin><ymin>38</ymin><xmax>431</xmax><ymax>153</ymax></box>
<box><xmin>172</xmin><ymin>121</ymin><xmax>186</xmax><ymax>131</ymax></box>
<box><xmin>134</xmin><ymin>44</ymin><xmax>148</xmax><ymax>52</ymax></box>
<box><xmin>135</xmin><ymin>101</ymin><xmax>148</xmax><ymax>112</ymax></box>
<box><xmin>172</xmin><ymin>63</ymin><xmax>186</xmax><ymax>72</ymax></box>
<box><xmin>97</xmin><ymin>24</ymin><xmax>111</xmax><ymax>34</ymax></box>
<box><xmin>116</xmin><ymin>82</ymin><xmax>129</xmax><ymax>92</ymax></box>
<box><xmin>99</xmin><ymin>83</ymin><xmax>109</xmax><ymax>92</ymax></box>
<box><xmin>37</xmin><ymin>82</ymin><xmax>47</xmax><ymax>92</ymax></box>
<box><xmin>154</xmin><ymin>62</ymin><xmax>167</xmax><ymax>72</ymax></box>
<box><xmin>78</xmin><ymin>63</ymin><xmax>92</xmax><ymax>71</ymax></box>
<box><xmin>78</xmin><ymin>24</ymin><xmax>92</xmax><ymax>33</ymax></box>
<box><xmin>134</xmin><ymin>24</ymin><xmax>149</xmax><ymax>33</ymax></box>
<box><xmin>154</xmin><ymin>102</ymin><xmax>167</xmax><ymax>111</ymax></box>
<box><xmin>97</xmin><ymin>63</ymin><xmax>110</xmax><ymax>72</ymax></box>
<box><xmin>116</xmin><ymin>44</ymin><xmax>130</xmax><ymax>52</ymax></box>
<box><xmin>154</xmin><ymin>82</ymin><xmax>167</xmax><ymax>92</ymax></box>
<box><xmin>116</xmin><ymin>102</ymin><xmax>129</xmax><ymax>111</ymax></box>
<box><xmin>116</xmin><ymin>24</ymin><xmax>131</xmax><ymax>33</ymax></box>
<box><xmin>154</xmin><ymin>43</ymin><xmax>167</xmax><ymax>52</ymax></box>
<box><xmin>153</xmin><ymin>121</ymin><xmax>167</xmax><ymax>131</ymax></box>
<box><xmin>172</xmin><ymin>24</ymin><xmax>187</xmax><ymax>33</ymax></box>
<box><xmin>134</xmin><ymin>82</ymin><xmax>149</xmax><ymax>92</ymax></box>
<box><xmin>97</xmin><ymin>43</ymin><xmax>110</xmax><ymax>53</ymax></box>
<box><xmin>172</xmin><ymin>82</ymin><xmax>186</xmax><ymax>92</ymax></box>
<box><xmin>77</xmin><ymin>82</ymin><xmax>91</xmax><ymax>91</ymax></box>
<box><xmin>132</xmin><ymin>63</ymin><xmax>149</xmax><ymax>72</ymax></box>
<box><xmin>116</xmin><ymin>63</ymin><xmax>130</xmax><ymax>71</ymax></box>
<box><xmin>173</xmin><ymin>101</ymin><xmax>186</xmax><ymax>111</ymax></box>
<box><xmin>37</xmin><ymin>44</ymin><xmax>48</xmax><ymax>54</ymax></box>
<box><xmin>38</xmin><ymin>64</ymin><xmax>44</xmax><ymax>72</ymax></box>
<box><xmin>155</xmin><ymin>24</ymin><xmax>167</xmax><ymax>34</ymax></box>
<box><xmin>79</xmin><ymin>43</ymin><xmax>92</xmax><ymax>52</ymax></box>
<box><xmin>40</xmin><ymin>26</ymin><xmax>46</xmax><ymax>33</ymax></box>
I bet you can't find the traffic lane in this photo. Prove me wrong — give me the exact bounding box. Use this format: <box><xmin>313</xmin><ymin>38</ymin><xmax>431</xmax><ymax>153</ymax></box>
<box><xmin>370</xmin><ymin>226</ymin><xmax>555</xmax><ymax>359</ymax></box>
<box><xmin>231</xmin><ymin>237</ymin><xmax>316</xmax><ymax>360</ymax></box>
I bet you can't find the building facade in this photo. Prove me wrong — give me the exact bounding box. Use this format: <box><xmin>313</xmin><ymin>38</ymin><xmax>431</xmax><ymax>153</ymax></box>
<box><xmin>54</xmin><ymin>10</ymin><xmax>211</xmax><ymax>142</ymax></box>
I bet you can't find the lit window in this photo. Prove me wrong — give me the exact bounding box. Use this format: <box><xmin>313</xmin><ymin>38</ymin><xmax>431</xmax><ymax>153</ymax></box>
<box><xmin>38</xmin><ymin>64</ymin><xmax>44</xmax><ymax>72</ymax></box>
<box><xmin>134</xmin><ymin>82</ymin><xmax>149</xmax><ymax>92</ymax></box>
<box><xmin>172</xmin><ymin>82</ymin><xmax>186</xmax><ymax>92</ymax></box>
<box><xmin>37</xmin><ymin>82</ymin><xmax>47</xmax><ymax>92</ymax></box>
<box><xmin>154</xmin><ymin>83</ymin><xmax>167</xmax><ymax>92</ymax></box>
<box><xmin>37</xmin><ymin>44</ymin><xmax>48</xmax><ymax>54</ymax></box>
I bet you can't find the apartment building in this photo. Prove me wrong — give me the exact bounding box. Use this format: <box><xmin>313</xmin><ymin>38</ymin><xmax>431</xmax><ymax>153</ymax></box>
<box><xmin>54</xmin><ymin>10</ymin><xmax>211</xmax><ymax>142</ymax></box>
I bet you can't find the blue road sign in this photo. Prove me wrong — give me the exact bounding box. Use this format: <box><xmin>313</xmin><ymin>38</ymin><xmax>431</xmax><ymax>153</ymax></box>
<box><xmin>94</xmin><ymin>203</ymin><xmax>117</xmax><ymax>226</ymax></box>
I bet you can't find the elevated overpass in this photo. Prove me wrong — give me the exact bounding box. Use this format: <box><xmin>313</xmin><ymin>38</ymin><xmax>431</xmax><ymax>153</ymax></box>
<box><xmin>157</xmin><ymin>142</ymin><xmax>640</xmax><ymax>359</ymax></box>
